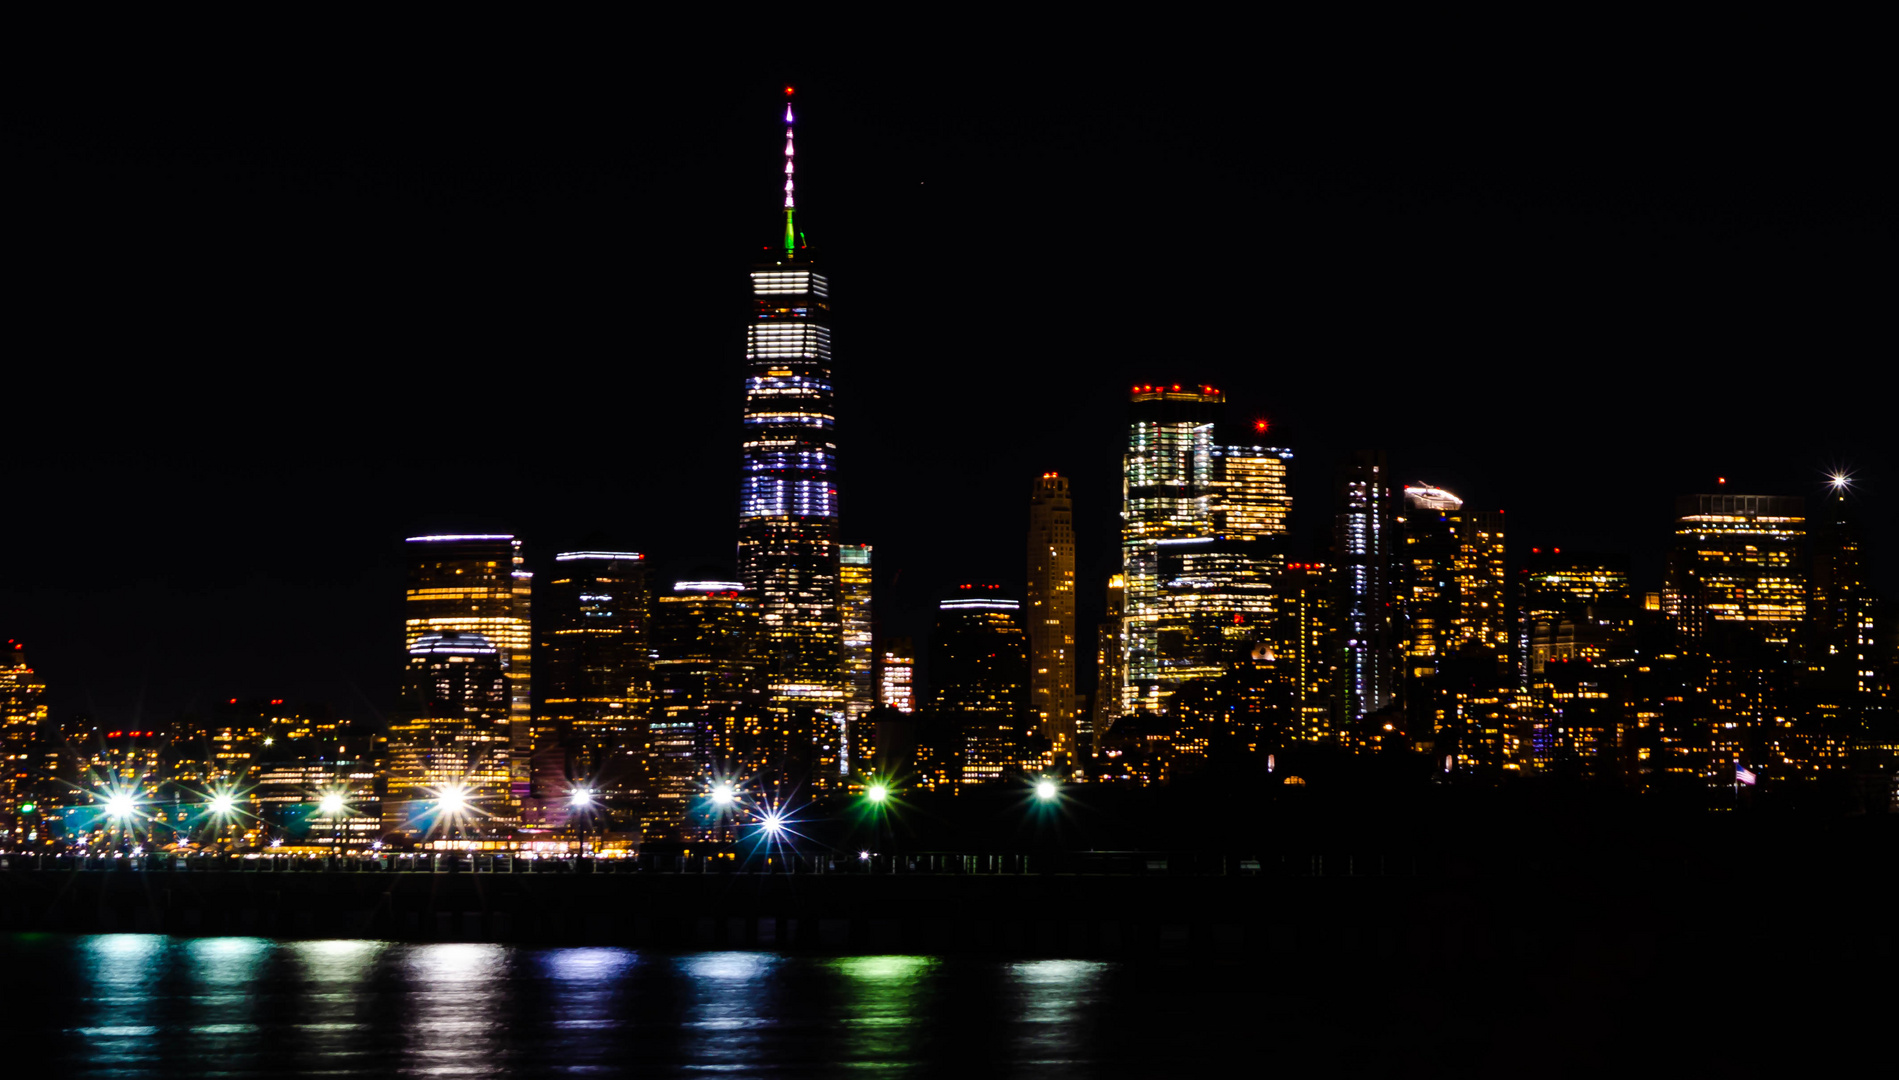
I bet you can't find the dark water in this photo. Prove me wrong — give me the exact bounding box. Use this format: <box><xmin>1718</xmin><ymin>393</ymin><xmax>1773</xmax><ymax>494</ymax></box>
<box><xmin>0</xmin><ymin>934</ymin><xmax>1302</xmax><ymax>1077</ymax></box>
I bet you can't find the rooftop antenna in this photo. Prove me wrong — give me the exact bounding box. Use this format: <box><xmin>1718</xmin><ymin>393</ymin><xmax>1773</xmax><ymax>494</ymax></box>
<box><xmin>782</xmin><ymin>86</ymin><xmax>797</xmax><ymax>259</ymax></box>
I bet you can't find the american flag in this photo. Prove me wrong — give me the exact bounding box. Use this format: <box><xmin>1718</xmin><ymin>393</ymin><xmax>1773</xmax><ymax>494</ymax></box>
<box><xmin>1736</xmin><ymin>763</ymin><xmax>1757</xmax><ymax>786</ymax></box>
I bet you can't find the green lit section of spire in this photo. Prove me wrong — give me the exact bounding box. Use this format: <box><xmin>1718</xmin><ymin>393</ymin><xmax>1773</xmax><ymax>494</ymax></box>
<box><xmin>783</xmin><ymin>86</ymin><xmax>797</xmax><ymax>259</ymax></box>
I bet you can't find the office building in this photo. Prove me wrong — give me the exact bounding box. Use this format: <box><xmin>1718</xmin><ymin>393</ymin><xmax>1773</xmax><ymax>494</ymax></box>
<box><xmin>1119</xmin><ymin>386</ymin><xmax>1292</xmax><ymax>716</ymax></box>
<box><xmin>652</xmin><ymin>581</ymin><xmax>764</xmax><ymax>823</ymax></box>
<box><xmin>1664</xmin><ymin>493</ymin><xmax>1807</xmax><ymax>648</ymax></box>
<box><xmin>839</xmin><ymin>543</ymin><xmax>875</xmax><ymax>750</ymax></box>
<box><xmin>1121</xmin><ymin>385</ymin><xmax>1223</xmax><ymax>714</ymax></box>
<box><xmin>1027</xmin><ymin>473</ymin><xmax>1077</xmax><ymax>775</ymax></box>
<box><xmin>1331</xmin><ymin>450</ymin><xmax>1394</xmax><ymax>726</ymax></box>
<box><xmin>2</xmin><ymin>641</ymin><xmax>47</xmax><ymax>837</ymax></box>
<box><xmin>404</xmin><ymin>534</ymin><xmax>532</xmax><ymax>794</ymax></box>
<box><xmin>738</xmin><ymin>88</ymin><xmax>846</xmax><ymax>738</ymax></box>
<box><xmin>930</xmin><ymin>587</ymin><xmax>1031</xmax><ymax>785</ymax></box>
<box><xmin>384</xmin><ymin>631</ymin><xmax>512</xmax><ymax>837</ymax></box>
<box><xmin>878</xmin><ymin>637</ymin><xmax>916</xmax><ymax>714</ymax></box>
<box><xmin>534</xmin><ymin>551</ymin><xmax>650</xmax><ymax>788</ymax></box>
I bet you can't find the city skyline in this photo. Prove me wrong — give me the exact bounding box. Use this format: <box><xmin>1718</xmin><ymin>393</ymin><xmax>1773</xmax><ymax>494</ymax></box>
<box><xmin>8</xmin><ymin>73</ymin><xmax>1890</xmax><ymax>724</ymax></box>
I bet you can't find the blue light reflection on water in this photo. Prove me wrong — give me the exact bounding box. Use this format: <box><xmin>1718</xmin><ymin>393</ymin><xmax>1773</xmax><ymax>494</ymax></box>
<box><xmin>6</xmin><ymin>934</ymin><xmax>1131</xmax><ymax>1077</ymax></box>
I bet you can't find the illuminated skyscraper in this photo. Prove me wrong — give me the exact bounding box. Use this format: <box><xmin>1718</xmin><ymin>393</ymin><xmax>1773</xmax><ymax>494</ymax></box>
<box><xmin>878</xmin><ymin>637</ymin><xmax>916</xmax><ymax>713</ymax></box>
<box><xmin>1332</xmin><ymin>450</ymin><xmax>1394</xmax><ymax>725</ymax></box>
<box><xmin>404</xmin><ymin>534</ymin><xmax>532</xmax><ymax>794</ymax></box>
<box><xmin>1664</xmin><ymin>493</ymin><xmax>1807</xmax><ymax>648</ymax></box>
<box><xmin>1121</xmin><ymin>384</ymin><xmax>1222</xmax><ymax>714</ymax></box>
<box><xmin>2</xmin><ymin>641</ymin><xmax>47</xmax><ymax>836</ymax></box>
<box><xmin>1027</xmin><ymin>473</ymin><xmax>1077</xmax><ymax>775</ymax></box>
<box><xmin>1119</xmin><ymin>386</ymin><xmax>1291</xmax><ymax>715</ymax></box>
<box><xmin>839</xmin><ymin>543</ymin><xmax>875</xmax><ymax>731</ymax></box>
<box><xmin>1398</xmin><ymin>486</ymin><xmax>1509</xmax><ymax>676</ymax></box>
<box><xmin>931</xmin><ymin>587</ymin><xmax>1031</xmax><ymax>785</ymax></box>
<box><xmin>384</xmin><ymin>631</ymin><xmax>511</xmax><ymax>837</ymax></box>
<box><xmin>534</xmin><ymin>552</ymin><xmax>649</xmax><ymax>789</ymax></box>
<box><xmin>653</xmin><ymin>581</ymin><xmax>764</xmax><ymax>793</ymax></box>
<box><xmin>738</xmin><ymin>87</ymin><xmax>846</xmax><ymax>750</ymax></box>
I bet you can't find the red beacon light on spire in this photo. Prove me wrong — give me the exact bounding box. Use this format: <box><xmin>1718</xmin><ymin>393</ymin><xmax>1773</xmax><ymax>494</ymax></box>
<box><xmin>1254</xmin><ymin>419</ymin><xmax>1269</xmax><ymax>433</ymax></box>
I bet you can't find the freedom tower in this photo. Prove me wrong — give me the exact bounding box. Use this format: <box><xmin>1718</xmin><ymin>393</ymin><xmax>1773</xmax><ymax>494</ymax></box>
<box><xmin>737</xmin><ymin>87</ymin><xmax>847</xmax><ymax>763</ymax></box>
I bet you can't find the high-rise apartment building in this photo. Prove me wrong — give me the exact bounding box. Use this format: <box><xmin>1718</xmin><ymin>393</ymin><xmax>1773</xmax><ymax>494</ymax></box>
<box><xmin>1027</xmin><ymin>474</ymin><xmax>1077</xmax><ymax>775</ymax></box>
<box><xmin>404</xmin><ymin>534</ymin><xmax>532</xmax><ymax>794</ymax></box>
<box><xmin>534</xmin><ymin>551</ymin><xmax>649</xmax><ymax>790</ymax></box>
<box><xmin>930</xmin><ymin>587</ymin><xmax>1031</xmax><ymax>786</ymax></box>
<box><xmin>738</xmin><ymin>89</ymin><xmax>846</xmax><ymax>754</ymax></box>
<box><xmin>1332</xmin><ymin>451</ymin><xmax>1394</xmax><ymax>725</ymax></box>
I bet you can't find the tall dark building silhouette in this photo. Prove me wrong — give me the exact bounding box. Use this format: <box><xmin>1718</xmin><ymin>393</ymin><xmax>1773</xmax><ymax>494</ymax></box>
<box><xmin>737</xmin><ymin>87</ymin><xmax>845</xmax><ymax>756</ymax></box>
<box><xmin>534</xmin><ymin>552</ymin><xmax>650</xmax><ymax>793</ymax></box>
<box><xmin>1027</xmin><ymin>473</ymin><xmax>1077</xmax><ymax>775</ymax></box>
<box><xmin>1809</xmin><ymin>478</ymin><xmax>1877</xmax><ymax>736</ymax></box>
<box><xmin>930</xmin><ymin>586</ymin><xmax>1031</xmax><ymax>786</ymax></box>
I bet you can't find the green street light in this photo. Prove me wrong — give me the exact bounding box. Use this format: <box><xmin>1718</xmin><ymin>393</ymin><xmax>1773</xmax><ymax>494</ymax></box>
<box><xmin>1034</xmin><ymin>778</ymin><xmax>1058</xmax><ymax>802</ymax></box>
<box><xmin>865</xmin><ymin>783</ymin><xmax>888</xmax><ymax>804</ymax></box>
<box><xmin>105</xmin><ymin>793</ymin><xmax>137</xmax><ymax>820</ymax></box>
<box><xmin>209</xmin><ymin>793</ymin><xmax>236</xmax><ymax>815</ymax></box>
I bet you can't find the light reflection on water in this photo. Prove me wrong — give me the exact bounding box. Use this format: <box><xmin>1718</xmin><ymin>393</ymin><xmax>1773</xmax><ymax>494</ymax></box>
<box><xmin>9</xmin><ymin>935</ymin><xmax>1125</xmax><ymax>1077</ymax></box>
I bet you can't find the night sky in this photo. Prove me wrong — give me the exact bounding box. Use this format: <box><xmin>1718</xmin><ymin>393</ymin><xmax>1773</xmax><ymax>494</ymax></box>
<box><xmin>9</xmin><ymin>58</ymin><xmax>1890</xmax><ymax>727</ymax></box>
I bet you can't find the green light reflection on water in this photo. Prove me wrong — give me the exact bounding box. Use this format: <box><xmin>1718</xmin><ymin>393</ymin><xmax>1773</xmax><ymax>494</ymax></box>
<box><xmin>826</xmin><ymin>956</ymin><xmax>940</xmax><ymax>1067</ymax></box>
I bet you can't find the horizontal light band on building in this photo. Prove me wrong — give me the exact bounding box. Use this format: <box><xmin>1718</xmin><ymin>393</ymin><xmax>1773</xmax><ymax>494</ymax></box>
<box><xmin>555</xmin><ymin>552</ymin><xmax>643</xmax><ymax>562</ymax></box>
<box><xmin>1152</xmin><ymin>537</ymin><xmax>1217</xmax><ymax>546</ymax></box>
<box><xmin>674</xmin><ymin>581</ymin><xmax>745</xmax><ymax>592</ymax></box>
<box><xmin>940</xmin><ymin>600</ymin><xmax>1020</xmax><ymax>611</ymax></box>
<box><xmin>406</xmin><ymin>534</ymin><xmax>515</xmax><ymax>543</ymax></box>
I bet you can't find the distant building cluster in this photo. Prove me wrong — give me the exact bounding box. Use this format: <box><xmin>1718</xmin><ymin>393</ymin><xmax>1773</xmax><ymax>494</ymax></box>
<box><xmin>3</xmin><ymin>94</ymin><xmax>1898</xmax><ymax>855</ymax></box>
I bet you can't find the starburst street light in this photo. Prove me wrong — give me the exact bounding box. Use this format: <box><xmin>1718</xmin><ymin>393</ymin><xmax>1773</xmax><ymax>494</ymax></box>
<box><xmin>865</xmin><ymin>783</ymin><xmax>888</xmax><ymax>804</ymax></box>
<box><xmin>1034</xmin><ymin>778</ymin><xmax>1059</xmax><ymax>802</ymax></box>
<box><xmin>709</xmin><ymin>782</ymin><xmax>736</xmax><ymax>807</ymax></box>
<box><xmin>319</xmin><ymin>792</ymin><xmax>347</xmax><ymax>816</ymax></box>
<box><xmin>759</xmin><ymin>811</ymin><xmax>786</xmax><ymax>836</ymax></box>
<box><xmin>438</xmin><ymin>785</ymin><xmax>468</xmax><ymax>814</ymax></box>
<box><xmin>105</xmin><ymin>792</ymin><xmax>137</xmax><ymax>820</ymax></box>
<box><xmin>1829</xmin><ymin>471</ymin><xmax>1853</xmax><ymax>490</ymax></box>
<box><xmin>208</xmin><ymin>793</ymin><xmax>236</xmax><ymax>815</ymax></box>
<box><xmin>571</xmin><ymin>788</ymin><xmax>594</xmax><ymax>808</ymax></box>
